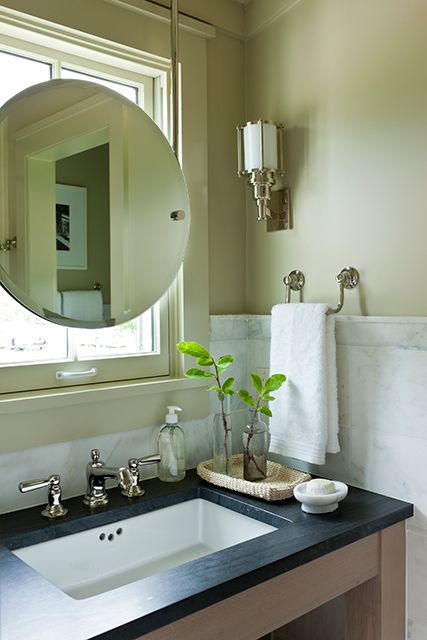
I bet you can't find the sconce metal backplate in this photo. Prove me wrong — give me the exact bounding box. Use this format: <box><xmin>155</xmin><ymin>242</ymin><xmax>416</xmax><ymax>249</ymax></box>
<box><xmin>267</xmin><ymin>188</ymin><xmax>292</xmax><ymax>232</ymax></box>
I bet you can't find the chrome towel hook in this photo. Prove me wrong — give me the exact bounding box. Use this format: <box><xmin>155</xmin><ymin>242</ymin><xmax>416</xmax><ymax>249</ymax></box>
<box><xmin>283</xmin><ymin>270</ymin><xmax>305</xmax><ymax>303</ymax></box>
<box><xmin>327</xmin><ymin>267</ymin><xmax>360</xmax><ymax>315</ymax></box>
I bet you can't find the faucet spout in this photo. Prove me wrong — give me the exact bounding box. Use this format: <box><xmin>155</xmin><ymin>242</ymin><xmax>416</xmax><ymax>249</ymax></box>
<box><xmin>83</xmin><ymin>449</ymin><xmax>133</xmax><ymax>508</ymax></box>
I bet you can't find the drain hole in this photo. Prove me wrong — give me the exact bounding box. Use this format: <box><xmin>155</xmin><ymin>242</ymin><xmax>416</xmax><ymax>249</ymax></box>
<box><xmin>116</xmin><ymin>528</ymin><xmax>123</xmax><ymax>535</ymax></box>
<box><xmin>108</xmin><ymin>533</ymin><xmax>114</xmax><ymax>541</ymax></box>
<box><xmin>99</xmin><ymin>533</ymin><xmax>105</xmax><ymax>541</ymax></box>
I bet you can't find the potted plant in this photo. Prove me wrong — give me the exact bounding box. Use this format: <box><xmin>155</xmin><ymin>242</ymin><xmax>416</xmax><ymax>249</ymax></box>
<box><xmin>177</xmin><ymin>341</ymin><xmax>235</xmax><ymax>475</ymax></box>
<box><xmin>238</xmin><ymin>373</ymin><xmax>286</xmax><ymax>481</ymax></box>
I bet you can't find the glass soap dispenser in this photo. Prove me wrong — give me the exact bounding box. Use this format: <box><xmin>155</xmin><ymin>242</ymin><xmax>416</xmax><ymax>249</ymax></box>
<box><xmin>158</xmin><ymin>405</ymin><xmax>186</xmax><ymax>482</ymax></box>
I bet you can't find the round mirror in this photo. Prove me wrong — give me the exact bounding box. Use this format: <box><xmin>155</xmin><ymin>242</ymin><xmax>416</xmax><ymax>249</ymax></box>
<box><xmin>0</xmin><ymin>79</ymin><xmax>190</xmax><ymax>328</ymax></box>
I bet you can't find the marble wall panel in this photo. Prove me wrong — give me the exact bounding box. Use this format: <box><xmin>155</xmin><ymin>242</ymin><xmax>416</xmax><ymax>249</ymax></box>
<box><xmin>408</xmin><ymin>530</ymin><xmax>427</xmax><ymax>638</ymax></box>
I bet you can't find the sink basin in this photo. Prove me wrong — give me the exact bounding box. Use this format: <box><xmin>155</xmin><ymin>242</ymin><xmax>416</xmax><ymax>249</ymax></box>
<box><xmin>13</xmin><ymin>498</ymin><xmax>277</xmax><ymax>600</ymax></box>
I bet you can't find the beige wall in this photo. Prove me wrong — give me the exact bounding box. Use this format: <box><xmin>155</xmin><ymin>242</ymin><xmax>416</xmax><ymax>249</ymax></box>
<box><xmin>207</xmin><ymin>32</ymin><xmax>246</xmax><ymax>313</ymax></box>
<box><xmin>245</xmin><ymin>0</ymin><xmax>427</xmax><ymax>316</ymax></box>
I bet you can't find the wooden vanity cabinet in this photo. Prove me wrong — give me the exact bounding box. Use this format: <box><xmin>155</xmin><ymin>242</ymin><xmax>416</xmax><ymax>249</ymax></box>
<box><xmin>140</xmin><ymin>522</ymin><xmax>405</xmax><ymax>640</ymax></box>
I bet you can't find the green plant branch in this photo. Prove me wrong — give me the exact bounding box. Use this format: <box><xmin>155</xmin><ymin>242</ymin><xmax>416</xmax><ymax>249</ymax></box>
<box><xmin>239</xmin><ymin>373</ymin><xmax>287</xmax><ymax>480</ymax></box>
<box><xmin>244</xmin><ymin>417</ymin><xmax>265</xmax><ymax>478</ymax></box>
<box><xmin>212</xmin><ymin>359</ymin><xmax>231</xmax><ymax>474</ymax></box>
<box><xmin>177</xmin><ymin>341</ymin><xmax>235</xmax><ymax>475</ymax></box>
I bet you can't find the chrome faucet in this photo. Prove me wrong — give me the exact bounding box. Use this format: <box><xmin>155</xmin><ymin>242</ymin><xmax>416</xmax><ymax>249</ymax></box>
<box><xmin>19</xmin><ymin>474</ymin><xmax>68</xmax><ymax>519</ymax></box>
<box><xmin>122</xmin><ymin>455</ymin><xmax>161</xmax><ymax>498</ymax></box>
<box><xmin>83</xmin><ymin>449</ymin><xmax>133</xmax><ymax>508</ymax></box>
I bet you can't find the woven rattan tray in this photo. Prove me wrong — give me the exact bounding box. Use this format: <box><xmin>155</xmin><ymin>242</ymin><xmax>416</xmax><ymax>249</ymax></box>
<box><xmin>197</xmin><ymin>454</ymin><xmax>311</xmax><ymax>501</ymax></box>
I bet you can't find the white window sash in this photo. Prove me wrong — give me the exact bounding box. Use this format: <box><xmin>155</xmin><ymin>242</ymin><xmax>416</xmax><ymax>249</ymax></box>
<box><xmin>0</xmin><ymin>25</ymin><xmax>174</xmax><ymax>394</ymax></box>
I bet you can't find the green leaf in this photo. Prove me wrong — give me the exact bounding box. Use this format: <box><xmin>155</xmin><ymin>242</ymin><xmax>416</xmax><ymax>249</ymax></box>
<box><xmin>197</xmin><ymin>355</ymin><xmax>214</xmax><ymax>366</ymax></box>
<box><xmin>263</xmin><ymin>394</ymin><xmax>275</xmax><ymax>402</ymax></box>
<box><xmin>264</xmin><ymin>373</ymin><xmax>287</xmax><ymax>393</ymax></box>
<box><xmin>208</xmin><ymin>386</ymin><xmax>222</xmax><ymax>393</ymax></box>
<box><xmin>217</xmin><ymin>355</ymin><xmax>234</xmax><ymax>374</ymax></box>
<box><xmin>260</xmin><ymin>406</ymin><xmax>272</xmax><ymax>418</ymax></box>
<box><xmin>238</xmin><ymin>389</ymin><xmax>256</xmax><ymax>407</ymax></box>
<box><xmin>250</xmin><ymin>373</ymin><xmax>263</xmax><ymax>394</ymax></box>
<box><xmin>222</xmin><ymin>377</ymin><xmax>235</xmax><ymax>396</ymax></box>
<box><xmin>184</xmin><ymin>368</ymin><xmax>215</xmax><ymax>379</ymax></box>
<box><xmin>222</xmin><ymin>377</ymin><xmax>235</xmax><ymax>393</ymax></box>
<box><xmin>177</xmin><ymin>341</ymin><xmax>211</xmax><ymax>360</ymax></box>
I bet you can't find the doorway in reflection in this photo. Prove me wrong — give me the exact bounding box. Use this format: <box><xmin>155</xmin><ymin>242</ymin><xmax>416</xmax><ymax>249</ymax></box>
<box><xmin>56</xmin><ymin>144</ymin><xmax>111</xmax><ymax>314</ymax></box>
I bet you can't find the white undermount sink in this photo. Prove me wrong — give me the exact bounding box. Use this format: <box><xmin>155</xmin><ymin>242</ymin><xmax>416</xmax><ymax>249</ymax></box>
<box><xmin>13</xmin><ymin>498</ymin><xmax>277</xmax><ymax>600</ymax></box>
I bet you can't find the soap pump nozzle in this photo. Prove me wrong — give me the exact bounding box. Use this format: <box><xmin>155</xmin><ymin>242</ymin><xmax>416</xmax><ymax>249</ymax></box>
<box><xmin>166</xmin><ymin>405</ymin><xmax>182</xmax><ymax>424</ymax></box>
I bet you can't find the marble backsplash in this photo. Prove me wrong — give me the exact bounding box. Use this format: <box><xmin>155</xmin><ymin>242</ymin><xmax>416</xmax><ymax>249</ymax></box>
<box><xmin>0</xmin><ymin>417</ymin><xmax>214</xmax><ymax>514</ymax></box>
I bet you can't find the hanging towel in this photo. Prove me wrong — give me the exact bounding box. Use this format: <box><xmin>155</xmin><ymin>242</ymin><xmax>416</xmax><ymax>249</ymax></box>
<box><xmin>268</xmin><ymin>303</ymin><xmax>340</xmax><ymax>465</ymax></box>
<box><xmin>61</xmin><ymin>290</ymin><xmax>103</xmax><ymax>322</ymax></box>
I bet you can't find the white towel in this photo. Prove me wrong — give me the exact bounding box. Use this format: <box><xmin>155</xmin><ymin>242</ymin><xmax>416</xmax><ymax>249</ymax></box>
<box><xmin>269</xmin><ymin>303</ymin><xmax>339</xmax><ymax>465</ymax></box>
<box><xmin>61</xmin><ymin>290</ymin><xmax>103</xmax><ymax>322</ymax></box>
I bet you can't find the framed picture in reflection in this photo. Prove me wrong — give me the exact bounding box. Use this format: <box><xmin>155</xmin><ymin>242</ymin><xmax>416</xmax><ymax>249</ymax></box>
<box><xmin>56</xmin><ymin>184</ymin><xmax>87</xmax><ymax>270</ymax></box>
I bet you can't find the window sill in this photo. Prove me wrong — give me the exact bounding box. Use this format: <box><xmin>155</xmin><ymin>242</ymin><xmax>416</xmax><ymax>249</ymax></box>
<box><xmin>0</xmin><ymin>376</ymin><xmax>209</xmax><ymax>415</ymax></box>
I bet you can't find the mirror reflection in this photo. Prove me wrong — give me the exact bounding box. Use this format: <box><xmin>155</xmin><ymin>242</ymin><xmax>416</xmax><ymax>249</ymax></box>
<box><xmin>0</xmin><ymin>79</ymin><xmax>190</xmax><ymax>328</ymax></box>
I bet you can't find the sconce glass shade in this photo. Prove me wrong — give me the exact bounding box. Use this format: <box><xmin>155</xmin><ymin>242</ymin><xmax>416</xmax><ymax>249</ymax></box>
<box><xmin>237</xmin><ymin>119</ymin><xmax>284</xmax><ymax>176</ymax></box>
<box><xmin>237</xmin><ymin>119</ymin><xmax>285</xmax><ymax>222</ymax></box>
<box><xmin>243</xmin><ymin>122</ymin><xmax>278</xmax><ymax>172</ymax></box>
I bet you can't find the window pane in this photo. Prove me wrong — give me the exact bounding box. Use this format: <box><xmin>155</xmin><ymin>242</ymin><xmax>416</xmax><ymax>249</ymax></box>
<box><xmin>61</xmin><ymin>67</ymin><xmax>138</xmax><ymax>103</ymax></box>
<box><xmin>0</xmin><ymin>50</ymin><xmax>51</xmax><ymax>106</ymax></box>
<box><xmin>0</xmin><ymin>288</ymin><xmax>68</xmax><ymax>365</ymax></box>
<box><xmin>75</xmin><ymin>306</ymin><xmax>157</xmax><ymax>359</ymax></box>
<box><xmin>0</xmin><ymin>47</ymin><xmax>163</xmax><ymax>383</ymax></box>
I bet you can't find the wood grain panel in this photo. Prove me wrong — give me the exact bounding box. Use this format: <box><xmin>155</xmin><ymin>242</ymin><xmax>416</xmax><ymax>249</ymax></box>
<box><xmin>344</xmin><ymin>522</ymin><xmax>405</xmax><ymax>640</ymax></box>
<box><xmin>281</xmin><ymin>595</ymin><xmax>344</xmax><ymax>640</ymax></box>
<box><xmin>345</xmin><ymin>577</ymin><xmax>381</xmax><ymax>640</ymax></box>
<box><xmin>380</xmin><ymin>522</ymin><xmax>406</xmax><ymax>640</ymax></box>
<box><xmin>140</xmin><ymin>533</ymin><xmax>379</xmax><ymax>640</ymax></box>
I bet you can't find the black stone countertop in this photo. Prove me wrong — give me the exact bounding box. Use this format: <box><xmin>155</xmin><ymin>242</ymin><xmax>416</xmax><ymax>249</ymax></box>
<box><xmin>0</xmin><ymin>470</ymin><xmax>413</xmax><ymax>640</ymax></box>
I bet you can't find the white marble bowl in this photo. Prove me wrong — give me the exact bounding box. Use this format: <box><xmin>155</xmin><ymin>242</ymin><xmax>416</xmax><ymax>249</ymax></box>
<box><xmin>293</xmin><ymin>479</ymin><xmax>348</xmax><ymax>514</ymax></box>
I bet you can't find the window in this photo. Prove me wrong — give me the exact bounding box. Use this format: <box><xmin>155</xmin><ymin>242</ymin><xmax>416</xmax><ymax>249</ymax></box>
<box><xmin>0</xmin><ymin>50</ymin><xmax>51</xmax><ymax>103</ymax></box>
<box><xmin>0</xmin><ymin>38</ymin><xmax>172</xmax><ymax>394</ymax></box>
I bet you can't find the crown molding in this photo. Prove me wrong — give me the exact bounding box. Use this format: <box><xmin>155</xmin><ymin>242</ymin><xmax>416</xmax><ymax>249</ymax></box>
<box><xmin>109</xmin><ymin>0</ymin><xmax>247</xmax><ymax>41</ymax></box>
<box><xmin>246</xmin><ymin>0</ymin><xmax>303</xmax><ymax>39</ymax></box>
<box><xmin>105</xmin><ymin>0</ymin><xmax>216</xmax><ymax>38</ymax></box>
<box><xmin>0</xmin><ymin>5</ymin><xmax>171</xmax><ymax>72</ymax></box>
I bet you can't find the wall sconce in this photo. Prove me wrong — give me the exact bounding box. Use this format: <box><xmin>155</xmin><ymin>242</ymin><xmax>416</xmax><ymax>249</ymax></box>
<box><xmin>237</xmin><ymin>119</ymin><xmax>292</xmax><ymax>231</ymax></box>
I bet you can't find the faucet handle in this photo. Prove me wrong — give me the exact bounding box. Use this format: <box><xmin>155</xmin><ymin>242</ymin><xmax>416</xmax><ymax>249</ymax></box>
<box><xmin>19</xmin><ymin>474</ymin><xmax>68</xmax><ymax>519</ymax></box>
<box><xmin>122</xmin><ymin>454</ymin><xmax>161</xmax><ymax>498</ymax></box>
<box><xmin>132</xmin><ymin>455</ymin><xmax>161</xmax><ymax>467</ymax></box>
<box><xmin>90</xmin><ymin>448</ymin><xmax>103</xmax><ymax>465</ymax></box>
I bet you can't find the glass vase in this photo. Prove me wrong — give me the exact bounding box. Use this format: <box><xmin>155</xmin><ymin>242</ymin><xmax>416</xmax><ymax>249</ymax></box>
<box><xmin>212</xmin><ymin>395</ymin><xmax>233</xmax><ymax>476</ymax></box>
<box><xmin>242</xmin><ymin>409</ymin><xmax>268</xmax><ymax>481</ymax></box>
